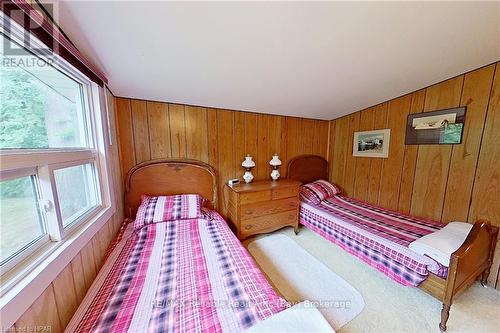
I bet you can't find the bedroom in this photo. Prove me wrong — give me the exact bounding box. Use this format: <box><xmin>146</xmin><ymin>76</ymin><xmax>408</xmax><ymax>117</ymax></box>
<box><xmin>0</xmin><ymin>1</ymin><xmax>499</xmax><ymax>332</ymax></box>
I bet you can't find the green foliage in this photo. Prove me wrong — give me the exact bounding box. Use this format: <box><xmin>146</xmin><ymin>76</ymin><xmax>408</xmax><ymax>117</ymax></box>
<box><xmin>440</xmin><ymin>124</ymin><xmax>463</xmax><ymax>144</ymax></box>
<box><xmin>0</xmin><ymin>177</ymin><xmax>30</xmax><ymax>198</ymax></box>
<box><xmin>1</xmin><ymin>60</ymin><xmax>49</xmax><ymax>197</ymax></box>
<box><xmin>0</xmin><ymin>63</ymin><xmax>49</xmax><ymax>149</ymax></box>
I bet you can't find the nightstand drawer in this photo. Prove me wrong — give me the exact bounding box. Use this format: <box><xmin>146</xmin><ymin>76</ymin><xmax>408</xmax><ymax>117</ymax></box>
<box><xmin>240</xmin><ymin>190</ymin><xmax>271</xmax><ymax>205</ymax></box>
<box><xmin>241</xmin><ymin>197</ymin><xmax>297</xmax><ymax>220</ymax></box>
<box><xmin>271</xmin><ymin>186</ymin><xmax>299</xmax><ymax>200</ymax></box>
<box><xmin>240</xmin><ymin>210</ymin><xmax>297</xmax><ymax>237</ymax></box>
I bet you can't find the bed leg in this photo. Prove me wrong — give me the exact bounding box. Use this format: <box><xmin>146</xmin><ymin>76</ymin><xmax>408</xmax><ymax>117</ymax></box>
<box><xmin>439</xmin><ymin>303</ymin><xmax>450</xmax><ymax>332</ymax></box>
<box><xmin>480</xmin><ymin>268</ymin><xmax>490</xmax><ymax>287</ymax></box>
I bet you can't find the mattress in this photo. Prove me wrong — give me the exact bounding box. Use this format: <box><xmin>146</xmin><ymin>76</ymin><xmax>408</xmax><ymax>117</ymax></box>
<box><xmin>300</xmin><ymin>195</ymin><xmax>448</xmax><ymax>286</ymax></box>
<box><xmin>65</xmin><ymin>209</ymin><xmax>287</xmax><ymax>332</ymax></box>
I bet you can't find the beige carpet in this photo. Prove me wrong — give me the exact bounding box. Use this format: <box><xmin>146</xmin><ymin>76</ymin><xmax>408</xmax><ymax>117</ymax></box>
<box><xmin>244</xmin><ymin>227</ymin><xmax>500</xmax><ymax>333</ymax></box>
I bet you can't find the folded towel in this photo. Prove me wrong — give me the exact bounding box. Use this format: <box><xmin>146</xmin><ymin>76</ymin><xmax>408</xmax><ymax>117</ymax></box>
<box><xmin>246</xmin><ymin>302</ymin><xmax>335</xmax><ymax>333</ymax></box>
<box><xmin>409</xmin><ymin>222</ymin><xmax>473</xmax><ymax>267</ymax></box>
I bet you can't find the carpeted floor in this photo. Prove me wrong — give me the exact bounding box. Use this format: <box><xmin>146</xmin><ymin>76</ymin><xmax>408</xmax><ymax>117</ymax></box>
<box><xmin>244</xmin><ymin>227</ymin><xmax>500</xmax><ymax>333</ymax></box>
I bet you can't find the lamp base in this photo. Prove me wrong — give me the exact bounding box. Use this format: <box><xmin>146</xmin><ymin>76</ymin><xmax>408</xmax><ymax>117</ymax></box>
<box><xmin>243</xmin><ymin>171</ymin><xmax>254</xmax><ymax>183</ymax></box>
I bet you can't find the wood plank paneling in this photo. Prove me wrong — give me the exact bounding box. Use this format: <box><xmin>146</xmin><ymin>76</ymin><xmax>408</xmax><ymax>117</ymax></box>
<box><xmin>207</xmin><ymin>108</ymin><xmax>218</xmax><ymax>169</ymax></box>
<box><xmin>353</xmin><ymin>108</ymin><xmax>375</xmax><ymax>201</ymax></box>
<box><xmin>115</xmin><ymin>98</ymin><xmax>330</xmax><ymax>213</ymax></box>
<box><xmin>91</xmin><ymin>230</ymin><xmax>105</xmax><ymax>270</ymax></box>
<box><xmin>185</xmin><ymin>106</ymin><xmax>208</xmax><ymax>162</ymax></box>
<box><xmin>15</xmin><ymin>285</ymin><xmax>62</xmax><ymax>333</ymax></box>
<box><xmin>70</xmin><ymin>253</ymin><xmax>87</xmax><ymax>304</ymax></box>
<box><xmin>328</xmin><ymin>62</ymin><xmax>500</xmax><ymax>288</ymax></box>
<box><xmin>367</xmin><ymin>103</ymin><xmax>388</xmax><ymax>204</ymax></box>
<box><xmin>329</xmin><ymin>116</ymin><xmax>349</xmax><ymax>188</ymax></box>
<box><xmin>52</xmin><ymin>266</ymin><xmax>78</xmax><ymax>328</ymax></box>
<box><xmin>268</xmin><ymin>115</ymin><xmax>282</xmax><ymax>163</ymax></box>
<box><xmin>131</xmin><ymin>100</ymin><xmax>150</xmax><ymax>163</ymax></box>
<box><xmin>285</xmin><ymin>117</ymin><xmax>301</xmax><ymax>161</ymax></box>
<box><xmin>147</xmin><ymin>101</ymin><xmax>171</xmax><ymax>159</ymax></box>
<box><xmin>279</xmin><ymin>118</ymin><xmax>288</xmax><ymax>178</ymax></box>
<box><xmin>328</xmin><ymin>120</ymin><xmax>337</xmax><ymax>181</ymax></box>
<box><xmin>313</xmin><ymin>120</ymin><xmax>330</xmax><ymax>157</ymax></box>
<box><xmin>169</xmin><ymin>104</ymin><xmax>187</xmax><ymax>158</ymax></box>
<box><xmin>115</xmin><ymin>98</ymin><xmax>135</xmax><ymax>177</ymax></box>
<box><xmin>379</xmin><ymin>95</ymin><xmax>412</xmax><ymax>210</ymax></box>
<box><xmin>217</xmin><ymin>110</ymin><xmax>235</xmax><ymax>214</ymax></box>
<box><xmin>398</xmin><ymin>90</ymin><xmax>425</xmax><ymax>213</ymax></box>
<box><xmin>80</xmin><ymin>242</ymin><xmax>97</xmax><ymax>291</ymax></box>
<box><xmin>257</xmin><ymin>114</ymin><xmax>270</xmax><ymax>180</ymax></box>
<box><xmin>410</xmin><ymin>76</ymin><xmax>464</xmax><ymax>220</ymax></box>
<box><xmin>469</xmin><ymin>64</ymin><xmax>500</xmax><ymax>225</ymax></box>
<box><xmin>442</xmin><ymin>65</ymin><xmax>495</xmax><ymax>222</ymax></box>
<box><xmin>234</xmin><ymin>112</ymin><xmax>246</xmax><ymax>179</ymax></box>
<box><xmin>343</xmin><ymin>113</ymin><xmax>360</xmax><ymax>196</ymax></box>
<box><xmin>244</xmin><ymin>113</ymin><xmax>259</xmax><ymax>178</ymax></box>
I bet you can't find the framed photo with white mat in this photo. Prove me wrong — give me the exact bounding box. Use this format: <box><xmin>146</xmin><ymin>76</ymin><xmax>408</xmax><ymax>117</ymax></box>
<box><xmin>352</xmin><ymin>129</ymin><xmax>390</xmax><ymax>158</ymax></box>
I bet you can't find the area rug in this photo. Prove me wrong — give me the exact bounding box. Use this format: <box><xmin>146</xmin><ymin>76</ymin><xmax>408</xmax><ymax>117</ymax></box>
<box><xmin>248</xmin><ymin>234</ymin><xmax>365</xmax><ymax>330</ymax></box>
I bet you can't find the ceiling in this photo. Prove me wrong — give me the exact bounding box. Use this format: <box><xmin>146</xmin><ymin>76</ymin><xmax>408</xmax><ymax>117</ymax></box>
<box><xmin>53</xmin><ymin>1</ymin><xmax>500</xmax><ymax>120</ymax></box>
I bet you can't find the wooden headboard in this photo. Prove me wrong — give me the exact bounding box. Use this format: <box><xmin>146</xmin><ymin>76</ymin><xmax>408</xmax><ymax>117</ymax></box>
<box><xmin>287</xmin><ymin>155</ymin><xmax>328</xmax><ymax>184</ymax></box>
<box><xmin>124</xmin><ymin>159</ymin><xmax>218</xmax><ymax>218</ymax></box>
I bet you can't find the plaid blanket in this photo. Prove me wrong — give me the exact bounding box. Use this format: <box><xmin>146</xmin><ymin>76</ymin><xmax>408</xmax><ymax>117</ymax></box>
<box><xmin>300</xmin><ymin>195</ymin><xmax>448</xmax><ymax>286</ymax></box>
<box><xmin>65</xmin><ymin>210</ymin><xmax>286</xmax><ymax>332</ymax></box>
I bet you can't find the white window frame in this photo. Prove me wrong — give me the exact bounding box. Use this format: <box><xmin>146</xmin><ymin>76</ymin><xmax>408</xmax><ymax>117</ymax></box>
<box><xmin>0</xmin><ymin>12</ymin><xmax>116</xmax><ymax>325</ymax></box>
<box><xmin>0</xmin><ymin>169</ymin><xmax>50</xmax><ymax>272</ymax></box>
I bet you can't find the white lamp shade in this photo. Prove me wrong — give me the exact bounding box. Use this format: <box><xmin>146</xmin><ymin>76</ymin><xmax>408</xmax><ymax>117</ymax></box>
<box><xmin>269</xmin><ymin>154</ymin><xmax>282</xmax><ymax>166</ymax></box>
<box><xmin>242</xmin><ymin>155</ymin><xmax>255</xmax><ymax>168</ymax></box>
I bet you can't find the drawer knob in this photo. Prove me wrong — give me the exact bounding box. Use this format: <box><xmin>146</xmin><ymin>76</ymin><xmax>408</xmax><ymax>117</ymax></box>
<box><xmin>244</xmin><ymin>224</ymin><xmax>253</xmax><ymax>230</ymax></box>
<box><xmin>245</xmin><ymin>209</ymin><xmax>253</xmax><ymax>214</ymax></box>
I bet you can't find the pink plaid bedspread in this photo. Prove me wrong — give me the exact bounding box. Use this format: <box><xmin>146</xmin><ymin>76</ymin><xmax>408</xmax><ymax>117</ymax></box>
<box><xmin>300</xmin><ymin>195</ymin><xmax>448</xmax><ymax>286</ymax></box>
<box><xmin>65</xmin><ymin>210</ymin><xmax>286</xmax><ymax>332</ymax></box>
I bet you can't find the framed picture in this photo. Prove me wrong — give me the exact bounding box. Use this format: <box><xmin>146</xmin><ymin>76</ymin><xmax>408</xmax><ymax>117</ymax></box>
<box><xmin>405</xmin><ymin>107</ymin><xmax>466</xmax><ymax>145</ymax></box>
<box><xmin>353</xmin><ymin>129</ymin><xmax>391</xmax><ymax>158</ymax></box>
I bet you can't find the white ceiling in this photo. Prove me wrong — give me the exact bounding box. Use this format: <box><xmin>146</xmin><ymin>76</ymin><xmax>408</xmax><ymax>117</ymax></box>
<box><xmin>54</xmin><ymin>1</ymin><xmax>500</xmax><ymax>120</ymax></box>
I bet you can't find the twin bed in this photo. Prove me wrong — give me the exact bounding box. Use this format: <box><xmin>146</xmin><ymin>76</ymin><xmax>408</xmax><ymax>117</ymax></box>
<box><xmin>65</xmin><ymin>160</ymin><xmax>288</xmax><ymax>332</ymax></box>
<box><xmin>288</xmin><ymin>154</ymin><xmax>498</xmax><ymax>332</ymax></box>
<box><xmin>65</xmin><ymin>157</ymin><xmax>497</xmax><ymax>332</ymax></box>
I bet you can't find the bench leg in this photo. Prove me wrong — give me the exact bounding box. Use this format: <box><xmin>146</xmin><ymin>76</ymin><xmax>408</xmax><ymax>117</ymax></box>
<box><xmin>439</xmin><ymin>303</ymin><xmax>451</xmax><ymax>332</ymax></box>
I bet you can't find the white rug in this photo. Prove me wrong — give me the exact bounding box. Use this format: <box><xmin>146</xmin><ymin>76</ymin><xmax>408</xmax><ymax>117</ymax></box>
<box><xmin>248</xmin><ymin>234</ymin><xmax>365</xmax><ymax>330</ymax></box>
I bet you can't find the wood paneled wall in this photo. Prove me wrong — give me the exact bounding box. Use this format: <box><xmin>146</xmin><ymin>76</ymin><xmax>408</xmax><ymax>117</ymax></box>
<box><xmin>11</xmin><ymin>89</ymin><xmax>124</xmax><ymax>332</ymax></box>
<box><xmin>328</xmin><ymin>62</ymin><xmax>500</xmax><ymax>288</ymax></box>
<box><xmin>115</xmin><ymin>98</ymin><xmax>330</xmax><ymax>214</ymax></box>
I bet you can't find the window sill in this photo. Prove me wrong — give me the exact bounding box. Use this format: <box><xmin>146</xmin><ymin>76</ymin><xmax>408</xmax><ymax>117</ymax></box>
<box><xmin>0</xmin><ymin>204</ymin><xmax>116</xmax><ymax>329</ymax></box>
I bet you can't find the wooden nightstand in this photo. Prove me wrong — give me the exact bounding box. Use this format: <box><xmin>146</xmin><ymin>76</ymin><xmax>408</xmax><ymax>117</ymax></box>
<box><xmin>225</xmin><ymin>179</ymin><xmax>301</xmax><ymax>240</ymax></box>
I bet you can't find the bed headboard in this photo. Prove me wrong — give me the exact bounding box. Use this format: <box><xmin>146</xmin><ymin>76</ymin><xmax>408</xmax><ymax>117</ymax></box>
<box><xmin>287</xmin><ymin>155</ymin><xmax>328</xmax><ymax>184</ymax></box>
<box><xmin>124</xmin><ymin>159</ymin><xmax>218</xmax><ymax>218</ymax></box>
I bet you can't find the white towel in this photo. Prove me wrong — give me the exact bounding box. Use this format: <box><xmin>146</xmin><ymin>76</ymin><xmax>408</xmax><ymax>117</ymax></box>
<box><xmin>246</xmin><ymin>302</ymin><xmax>335</xmax><ymax>333</ymax></box>
<box><xmin>409</xmin><ymin>222</ymin><xmax>472</xmax><ymax>266</ymax></box>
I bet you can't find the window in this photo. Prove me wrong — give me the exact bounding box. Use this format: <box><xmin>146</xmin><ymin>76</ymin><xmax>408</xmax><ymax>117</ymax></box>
<box><xmin>0</xmin><ymin>36</ymin><xmax>88</xmax><ymax>149</ymax></box>
<box><xmin>0</xmin><ymin>175</ymin><xmax>46</xmax><ymax>266</ymax></box>
<box><xmin>54</xmin><ymin>163</ymin><xmax>99</xmax><ymax>228</ymax></box>
<box><xmin>0</xmin><ymin>27</ymin><xmax>107</xmax><ymax>274</ymax></box>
